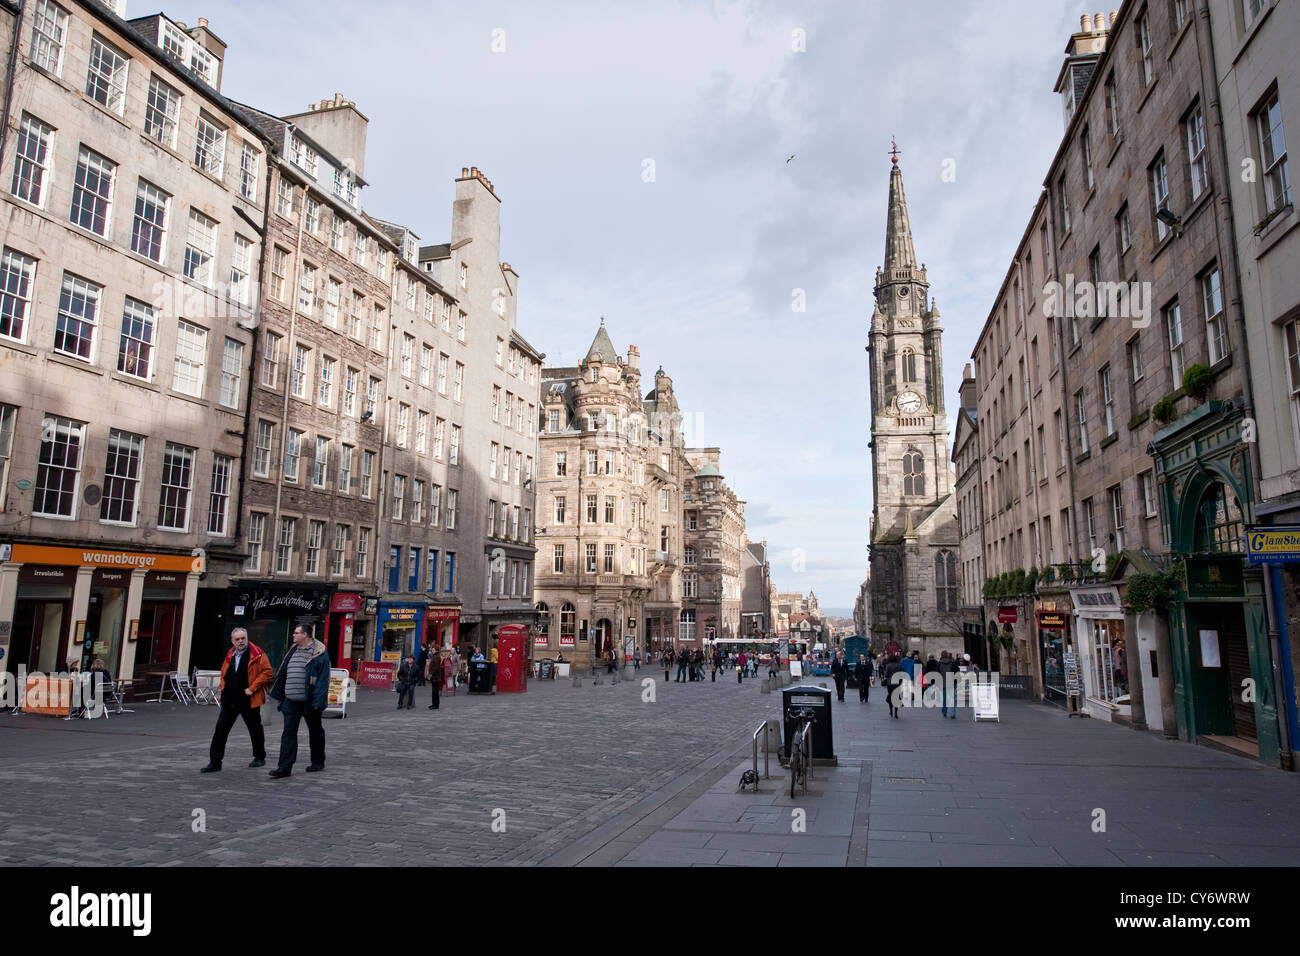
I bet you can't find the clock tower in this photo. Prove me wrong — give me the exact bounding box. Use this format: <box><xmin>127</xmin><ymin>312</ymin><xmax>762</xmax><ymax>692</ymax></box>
<box><xmin>867</xmin><ymin>153</ymin><xmax>960</xmax><ymax>659</ymax></box>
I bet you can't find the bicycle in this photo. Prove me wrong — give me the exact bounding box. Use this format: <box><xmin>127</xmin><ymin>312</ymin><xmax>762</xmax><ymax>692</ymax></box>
<box><xmin>787</xmin><ymin>707</ymin><xmax>816</xmax><ymax>799</ymax></box>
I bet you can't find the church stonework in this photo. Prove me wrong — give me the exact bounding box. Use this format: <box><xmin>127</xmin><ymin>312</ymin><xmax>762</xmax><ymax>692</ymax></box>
<box><xmin>868</xmin><ymin>156</ymin><xmax>962</xmax><ymax>662</ymax></box>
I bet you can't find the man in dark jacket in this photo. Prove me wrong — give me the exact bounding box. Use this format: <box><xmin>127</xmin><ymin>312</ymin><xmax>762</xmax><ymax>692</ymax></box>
<box><xmin>830</xmin><ymin>651</ymin><xmax>848</xmax><ymax>702</ymax></box>
<box><xmin>202</xmin><ymin>627</ymin><xmax>273</xmax><ymax>772</ymax></box>
<box><xmin>396</xmin><ymin>654</ymin><xmax>418</xmax><ymax>710</ymax></box>
<box><xmin>855</xmin><ymin>654</ymin><xmax>873</xmax><ymax>703</ymax></box>
<box><xmin>884</xmin><ymin>656</ymin><xmax>906</xmax><ymax>719</ymax></box>
<box><xmin>676</xmin><ymin>647</ymin><xmax>689</xmax><ymax>682</ymax></box>
<box><xmin>268</xmin><ymin>625</ymin><xmax>331</xmax><ymax>777</ymax></box>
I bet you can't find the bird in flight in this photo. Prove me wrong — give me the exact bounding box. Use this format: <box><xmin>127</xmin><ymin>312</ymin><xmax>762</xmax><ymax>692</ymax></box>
<box><xmin>786</xmin><ymin>154</ymin><xmax>796</xmax><ymax>163</ymax></box>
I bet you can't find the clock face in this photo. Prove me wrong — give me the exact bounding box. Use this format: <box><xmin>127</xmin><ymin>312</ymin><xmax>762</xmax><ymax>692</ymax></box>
<box><xmin>897</xmin><ymin>286</ymin><xmax>910</xmax><ymax>298</ymax></box>
<box><xmin>897</xmin><ymin>391</ymin><xmax>922</xmax><ymax>413</ymax></box>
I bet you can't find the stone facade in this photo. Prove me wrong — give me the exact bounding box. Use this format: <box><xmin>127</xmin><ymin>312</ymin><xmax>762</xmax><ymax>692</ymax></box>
<box><xmin>534</xmin><ymin>325</ymin><xmax>684</xmax><ymax>668</ymax></box>
<box><xmin>965</xmin><ymin>5</ymin><xmax>1295</xmax><ymax>766</ymax></box>
<box><xmin>0</xmin><ymin>3</ymin><xmax>265</xmax><ymax>684</ymax></box>
<box><xmin>740</xmin><ymin>539</ymin><xmax>772</xmax><ymax>637</ymax></box>
<box><xmin>681</xmin><ymin>449</ymin><xmax>744</xmax><ymax>642</ymax></box>
<box><xmin>230</xmin><ymin>96</ymin><xmax>393</xmax><ymax>673</ymax></box>
<box><xmin>867</xmin><ymin>159</ymin><xmax>961</xmax><ymax>661</ymax></box>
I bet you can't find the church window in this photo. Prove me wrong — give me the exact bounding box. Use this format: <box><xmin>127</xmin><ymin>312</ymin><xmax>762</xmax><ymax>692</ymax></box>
<box><xmin>901</xmin><ymin>348</ymin><xmax>917</xmax><ymax>383</ymax></box>
<box><xmin>903</xmin><ymin>450</ymin><xmax>925</xmax><ymax>496</ymax></box>
<box><xmin>935</xmin><ymin>551</ymin><xmax>958</xmax><ymax>611</ymax></box>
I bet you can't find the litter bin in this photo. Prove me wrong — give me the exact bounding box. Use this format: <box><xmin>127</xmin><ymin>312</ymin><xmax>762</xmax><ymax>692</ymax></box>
<box><xmin>781</xmin><ymin>684</ymin><xmax>835</xmax><ymax>762</ymax></box>
<box><xmin>468</xmin><ymin>658</ymin><xmax>491</xmax><ymax>694</ymax></box>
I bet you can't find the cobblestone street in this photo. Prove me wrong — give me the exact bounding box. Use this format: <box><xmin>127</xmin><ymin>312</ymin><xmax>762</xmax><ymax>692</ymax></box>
<box><xmin>1</xmin><ymin>673</ymin><xmax>1297</xmax><ymax>866</ymax></box>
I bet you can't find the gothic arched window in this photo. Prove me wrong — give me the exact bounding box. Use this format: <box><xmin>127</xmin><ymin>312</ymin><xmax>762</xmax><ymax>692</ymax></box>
<box><xmin>901</xmin><ymin>348</ymin><xmax>917</xmax><ymax>383</ymax></box>
<box><xmin>903</xmin><ymin>450</ymin><xmax>925</xmax><ymax>496</ymax></box>
<box><xmin>935</xmin><ymin>550</ymin><xmax>958</xmax><ymax>611</ymax></box>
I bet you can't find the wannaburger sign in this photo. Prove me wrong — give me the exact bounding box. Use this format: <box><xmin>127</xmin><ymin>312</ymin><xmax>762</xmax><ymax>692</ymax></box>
<box><xmin>1245</xmin><ymin>527</ymin><xmax>1300</xmax><ymax>564</ymax></box>
<box><xmin>7</xmin><ymin>544</ymin><xmax>203</xmax><ymax>573</ymax></box>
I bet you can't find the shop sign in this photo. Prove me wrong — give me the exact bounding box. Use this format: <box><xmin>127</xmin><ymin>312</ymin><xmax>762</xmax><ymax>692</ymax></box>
<box><xmin>559</xmin><ymin>635</ymin><xmax>575</xmax><ymax>647</ymax></box>
<box><xmin>364</xmin><ymin>598</ymin><xmax>379</xmax><ymax>615</ymax></box>
<box><xmin>997</xmin><ymin>607</ymin><xmax>1018</xmax><ymax>624</ymax></box>
<box><xmin>358</xmin><ymin>661</ymin><xmax>395</xmax><ymax>688</ymax></box>
<box><xmin>238</xmin><ymin>588</ymin><xmax>331</xmax><ymax>617</ymax></box>
<box><xmin>1246</xmin><ymin>526</ymin><xmax>1300</xmax><ymax>563</ymax></box>
<box><xmin>1038</xmin><ymin>611</ymin><xmax>1068</xmax><ymax>629</ymax></box>
<box><xmin>1071</xmin><ymin>587</ymin><xmax>1123</xmax><ymax>619</ymax></box>
<box><xmin>145</xmin><ymin>571</ymin><xmax>184</xmax><ymax>590</ymax></box>
<box><xmin>91</xmin><ymin>568</ymin><xmax>131</xmax><ymax>587</ymax></box>
<box><xmin>1185</xmin><ymin>557</ymin><xmax>1244</xmax><ymax>598</ymax></box>
<box><xmin>330</xmin><ymin>592</ymin><xmax>363</xmax><ymax>613</ymax></box>
<box><xmin>533</xmin><ymin>633</ymin><xmax>549</xmax><ymax>647</ymax></box>
<box><xmin>18</xmin><ymin>565</ymin><xmax>76</xmax><ymax>586</ymax></box>
<box><xmin>427</xmin><ymin>605</ymin><xmax>461</xmax><ymax>621</ymax></box>
<box><xmin>11</xmin><ymin>543</ymin><xmax>202</xmax><ymax>572</ymax></box>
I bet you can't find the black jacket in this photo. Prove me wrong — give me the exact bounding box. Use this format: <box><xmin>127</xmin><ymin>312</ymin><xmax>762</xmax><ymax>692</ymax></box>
<box><xmin>830</xmin><ymin>658</ymin><xmax>848</xmax><ymax>680</ymax></box>
<box><xmin>854</xmin><ymin>659</ymin><xmax>872</xmax><ymax>682</ymax></box>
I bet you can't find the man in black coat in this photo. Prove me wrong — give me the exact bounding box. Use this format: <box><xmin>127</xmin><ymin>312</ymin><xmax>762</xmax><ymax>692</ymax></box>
<box><xmin>396</xmin><ymin>655</ymin><xmax>418</xmax><ymax>709</ymax></box>
<box><xmin>884</xmin><ymin>656</ymin><xmax>905</xmax><ymax>718</ymax></box>
<box><xmin>855</xmin><ymin>654</ymin><xmax>873</xmax><ymax>702</ymax></box>
<box><xmin>830</xmin><ymin>651</ymin><xmax>848</xmax><ymax>702</ymax></box>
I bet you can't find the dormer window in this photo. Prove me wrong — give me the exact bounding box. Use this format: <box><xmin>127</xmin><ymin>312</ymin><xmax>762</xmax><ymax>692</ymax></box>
<box><xmin>291</xmin><ymin>135</ymin><xmax>318</xmax><ymax>178</ymax></box>
<box><xmin>189</xmin><ymin>45</ymin><xmax>214</xmax><ymax>84</ymax></box>
<box><xmin>162</xmin><ymin>22</ymin><xmax>186</xmax><ymax>60</ymax></box>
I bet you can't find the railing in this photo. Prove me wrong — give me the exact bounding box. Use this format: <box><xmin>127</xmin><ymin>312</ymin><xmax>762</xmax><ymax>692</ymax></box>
<box><xmin>745</xmin><ymin>720</ymin><xmax>771</xmax><ymax>792</ymax></box>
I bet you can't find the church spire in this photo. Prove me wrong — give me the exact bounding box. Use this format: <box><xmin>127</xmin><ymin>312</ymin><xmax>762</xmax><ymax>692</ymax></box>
<box><xmin>883</xmin><ymin>160</ymin><xmax>917</xmax><ymax>273</ymax></box>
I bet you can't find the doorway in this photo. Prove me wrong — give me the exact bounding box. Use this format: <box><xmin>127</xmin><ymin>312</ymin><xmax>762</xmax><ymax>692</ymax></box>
<box><xmin>132</xmin><ymin>601</ymin><xmax>180</xmax><ymax>679</ymax></box>
<box><xmin>1187</xmin><ymin>603</ymin><xmax>1255</xmax><ymax>742</ymax></box>
<box><xmin>8</xmin><ymin>600</ymin><xmax>68</xmax><ymax>673</ymax></box>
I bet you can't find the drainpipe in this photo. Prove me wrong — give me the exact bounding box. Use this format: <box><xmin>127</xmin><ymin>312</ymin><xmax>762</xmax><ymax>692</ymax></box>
<box><xmin>230</xmin><ymin>145</ymin><xmax>274</xmax><ymax>550</ymax></box>
<box><xmin>1017</xmin><ymin>258</ymin><xmax>1048</xmax><ymax>701</ymax></box>
<box><xmin>1196</xmin><ymin>0</ymin><xmax>1292</xmax><ymax>769</ymax></box>
<box><xmin>0</xmin><ymin>1</ymin><xmax>24</xmax><ymax>165</ymax></box>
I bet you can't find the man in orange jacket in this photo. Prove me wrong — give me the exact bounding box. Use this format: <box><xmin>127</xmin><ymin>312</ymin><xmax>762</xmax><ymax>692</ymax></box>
<box><xmin>201</xmin><ymin>627</ymin><xmax>273</xmax><ymax>772</ymax></box>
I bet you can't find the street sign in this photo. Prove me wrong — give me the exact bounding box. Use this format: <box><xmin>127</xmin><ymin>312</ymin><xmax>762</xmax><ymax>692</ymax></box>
<box><xmin>1246</xmin><ymin>526</ymin><xmax>1300</xmax><ymax>563</ymax></box>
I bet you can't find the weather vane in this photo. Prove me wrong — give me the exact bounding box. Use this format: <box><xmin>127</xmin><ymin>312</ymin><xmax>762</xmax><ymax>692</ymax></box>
<box><xmin>890</xmin><ymin>137</ymin><xmax>901</xmax><ymax>166</ymax></box>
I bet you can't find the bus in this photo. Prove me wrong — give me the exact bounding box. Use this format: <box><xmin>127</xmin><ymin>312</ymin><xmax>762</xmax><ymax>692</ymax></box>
<box><xmin>713</xmin><ymin>637</ymin><xmax>810</xmax><ymax>665</ymax></box>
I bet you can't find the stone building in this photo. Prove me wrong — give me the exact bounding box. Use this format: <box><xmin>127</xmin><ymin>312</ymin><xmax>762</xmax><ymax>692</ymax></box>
<box><xmin>682</xmin><ymin>448</ymin><xmax>745</xmax><ymax>642</ymax></box>
<box><xmin>220</xmin><ymin>94</ymin><xmax>395</xmax><ymax>674</ymax></box>
<box><xmin>964</xmin><ymin>4</ymin><xmax>1295</xmax><ymax>766</ymax></box>
<box><xmin>415</xmin><ymin>168</ymin><xmax>542</xmax><ymax>655</ymax></box>
<box><xmin>1205</xmin><ymin>0</ymin><xmax>1300</xmax><ymax>766</ymax></box>
<box><xmin>867</xmin><ymin>156</ymin><xmax>961</xmax><ymax>662</ymax></box>
<box><xmin>951</xmin><ymin>364</ymin><xmax>988</xmax><ymax>665</ymax></box>
<box><xmin>0</xmin><ymin>2</ymin><xmax>267</xmax><ymax>688</ymax></box>
<box><xmin>852</xmin><ymin>579</ymin><xmax>869</xmax><ymax>638</ymax></box>
<box><xmin>534</xmin><ymin>323</ymin><xmax>684</xmax><ymax>668</ymax></box>
<box><xmin>741</xmin><ymin>538</ymin><xmax>772</xmax><ymax>637</ymax></box>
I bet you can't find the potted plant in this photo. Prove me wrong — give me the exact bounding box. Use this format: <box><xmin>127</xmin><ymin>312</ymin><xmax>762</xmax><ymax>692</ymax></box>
<box><xmin>1152</xmin><ymin>396</ymin><xmax>1178</xmax><ymax>425</ymax></box>
<box><xmin>1182</xmin><ymin>364</ymin><xmax>1213</xmax><ymax>402</ymax></box>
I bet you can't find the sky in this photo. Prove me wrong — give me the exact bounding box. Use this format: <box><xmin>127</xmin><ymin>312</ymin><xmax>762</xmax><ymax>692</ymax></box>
<box><xmin>183</xmin><ymin>0</ymin><xmax>1085</xmax><ymax>613</ymax></box>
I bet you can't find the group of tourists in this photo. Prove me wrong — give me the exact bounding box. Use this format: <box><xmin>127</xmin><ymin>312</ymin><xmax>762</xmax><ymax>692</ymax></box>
<box><xmin>659</xmin><ymin>647</ymin><xmax>772</xmax><ymax>683</ymax></box>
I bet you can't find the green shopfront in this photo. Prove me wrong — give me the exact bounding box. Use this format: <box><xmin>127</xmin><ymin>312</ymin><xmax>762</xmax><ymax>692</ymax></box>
<box><xmin>1152</xmin><ymin>402</ymin><xmax>1281</xmax><ymax>765</ymax></box>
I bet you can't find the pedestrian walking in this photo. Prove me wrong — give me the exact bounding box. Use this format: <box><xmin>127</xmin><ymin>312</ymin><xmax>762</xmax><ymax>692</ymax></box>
<box><xmin>663</xmin><ymin>650</ymin><xmax>672</xmax><ymax>683</ymax></box>
<box><xmin>267</xmin><ymin>624</ymin><xmax>331</xmax><ymax>777</ymax></box>
<box><xmin>396</xmin><ymin>654</ymin><xmax>418</xmax><ymax>709</ymax></box>
<box><xmin>938</xmin><ymin>651</ymin><xmax>958</xmax><ymax>717</ymax></box>
<box><xmin>855</xmin><ymin>654</ymin><xmax>872</xmax><ymax>703</ymax></box>
<box><xmin>201</xmin><ymin>627</ymin><xmax>272</xmax><ymax>772</ymax></box>
<box><xmin>426</xmin><ymin>649</ymin><xmax>441</xmax><ymax>710</ymax></box>
<box><xmin>490</xmin><ymin>639</ymin><xmax>499</xmax><ymax>690</ymax></box>
<box><xmin>884</xmin><ymin>655</ymin><xmax>905</xmax><ymax>719</ymax></box>
<box><xmin>676</xmin><ymin>648</ymin><xmax>689</xmax><ymax>683</ymax></box>
<box><xmin>415</xmin><ymin>643</ymin><xmax>429</xmax><ymax>687</ymax></box>
<box><xmin>831</xmin><ymin>650</ymin><xmax>848</xmax><ymax>702</ymax></box>
<box><xmin>737</xmin><ymin>651</ymin><xmax>747</xmax><ymax>682</ymax></box>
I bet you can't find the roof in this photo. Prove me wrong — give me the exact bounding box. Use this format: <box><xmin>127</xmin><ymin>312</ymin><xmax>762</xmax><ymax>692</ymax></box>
<box><xmin>695</xmin><ymin>464</ymin><xmax>722</xmax><ymax>478</ymax></box>
<box><xmin>419</xmin><ymin>243</ymin><xmax>452</xmax><ymax>262</ymax></box>
<box><xmin>584</xmin><ymin>322</ymin><xmax>618</xmax><ymax>364</ymax></box>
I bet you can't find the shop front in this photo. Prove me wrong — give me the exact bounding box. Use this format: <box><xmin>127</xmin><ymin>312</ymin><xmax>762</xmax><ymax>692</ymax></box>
<box><xmin>325</xmin><ymin>591</ymin><xmax>363</xmax><ymax>674</ymax></box>
<box><xmin>1069</xmin><ymin>586</ymin><xmax>1127</xmax><ymax>721</ymax></box>
<box><xmin>1154</xmin><ymin>402</ymin><xmax>1281</xmax><ymax>766</ymax></box>
<box><xmin>0</xmin><ymin>544</ymin><xmax>201</xmax><ymax>691</ymax></box>
<box><xmin>426</xmin><ymin>603</ymin><xmax>461</xmax><ymax>651</ymax></box>
<box><xmin>376</xmin><ymin>602</ymin><xmax>425</xmax><ymax>663</ymax></box>
<box><xmin>225</xmin><ymin>583</ymin><xmax>334</xmax><ymax>676</ymax></box>
<box><xmin>1038</xmin><ymin>607</ymin><xmax>1070</xmax><ymax>707</ymax></box>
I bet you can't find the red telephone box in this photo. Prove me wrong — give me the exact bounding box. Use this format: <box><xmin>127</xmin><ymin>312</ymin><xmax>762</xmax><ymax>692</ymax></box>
<box><xmin>496</xmin><ymin>625</ymin><xmax>528</xmax><ymax>693</ymax></box>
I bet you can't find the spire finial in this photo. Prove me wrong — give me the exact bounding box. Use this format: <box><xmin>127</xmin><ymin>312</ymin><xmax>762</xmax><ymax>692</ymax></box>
<box><xmin>890</xmin><ymin>137</ymin><xmax>901</xmax><ymax>166</ymax></box>
<box><xmin>599</xmin><ymin>316</ymin><xmax>605</xmax><ymax>327</ymax></box>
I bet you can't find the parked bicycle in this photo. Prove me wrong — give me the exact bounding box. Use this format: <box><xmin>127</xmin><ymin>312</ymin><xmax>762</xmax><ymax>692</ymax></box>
<box><xmin>787</xmin><ymin>706</ymin><xmax>816</xmax><ymax>798</ymax></box>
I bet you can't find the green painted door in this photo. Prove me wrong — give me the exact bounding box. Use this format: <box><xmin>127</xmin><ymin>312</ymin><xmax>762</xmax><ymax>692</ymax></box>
<box><xmin>1186</xmin><ymin>604</ymin><xmax>1236</xmax><ymax>735</ymax></box>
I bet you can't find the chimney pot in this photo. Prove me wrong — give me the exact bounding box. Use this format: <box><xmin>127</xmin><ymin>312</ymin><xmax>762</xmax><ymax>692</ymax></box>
<box><xmin>471</xmin><ymin>166</ymin><xmax>479</xmax><ymax>177</ymax></box>
<box><xmin>1094</xmin><ymin>11</ymin><xmax>1105</xmax><ymax>31</ymax></box>
<box><xmin>1080</xmin><ymin>13</ymin><xmax>1092</xmax><ymax>31</ymax></box>
<box><xmin>461</xmin><ymin>167</ymin><xmax>469</xmax><ymax>178</ymax></box>
<box><xmin>1110</xmin><ymin>10</ymin><xmax>1119</xmax><ymax>27</ymax></box>
<box><xmin>197</xmin><ymin>17</ymin><xmax>208</xmax><ymax>27</ymax></box>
